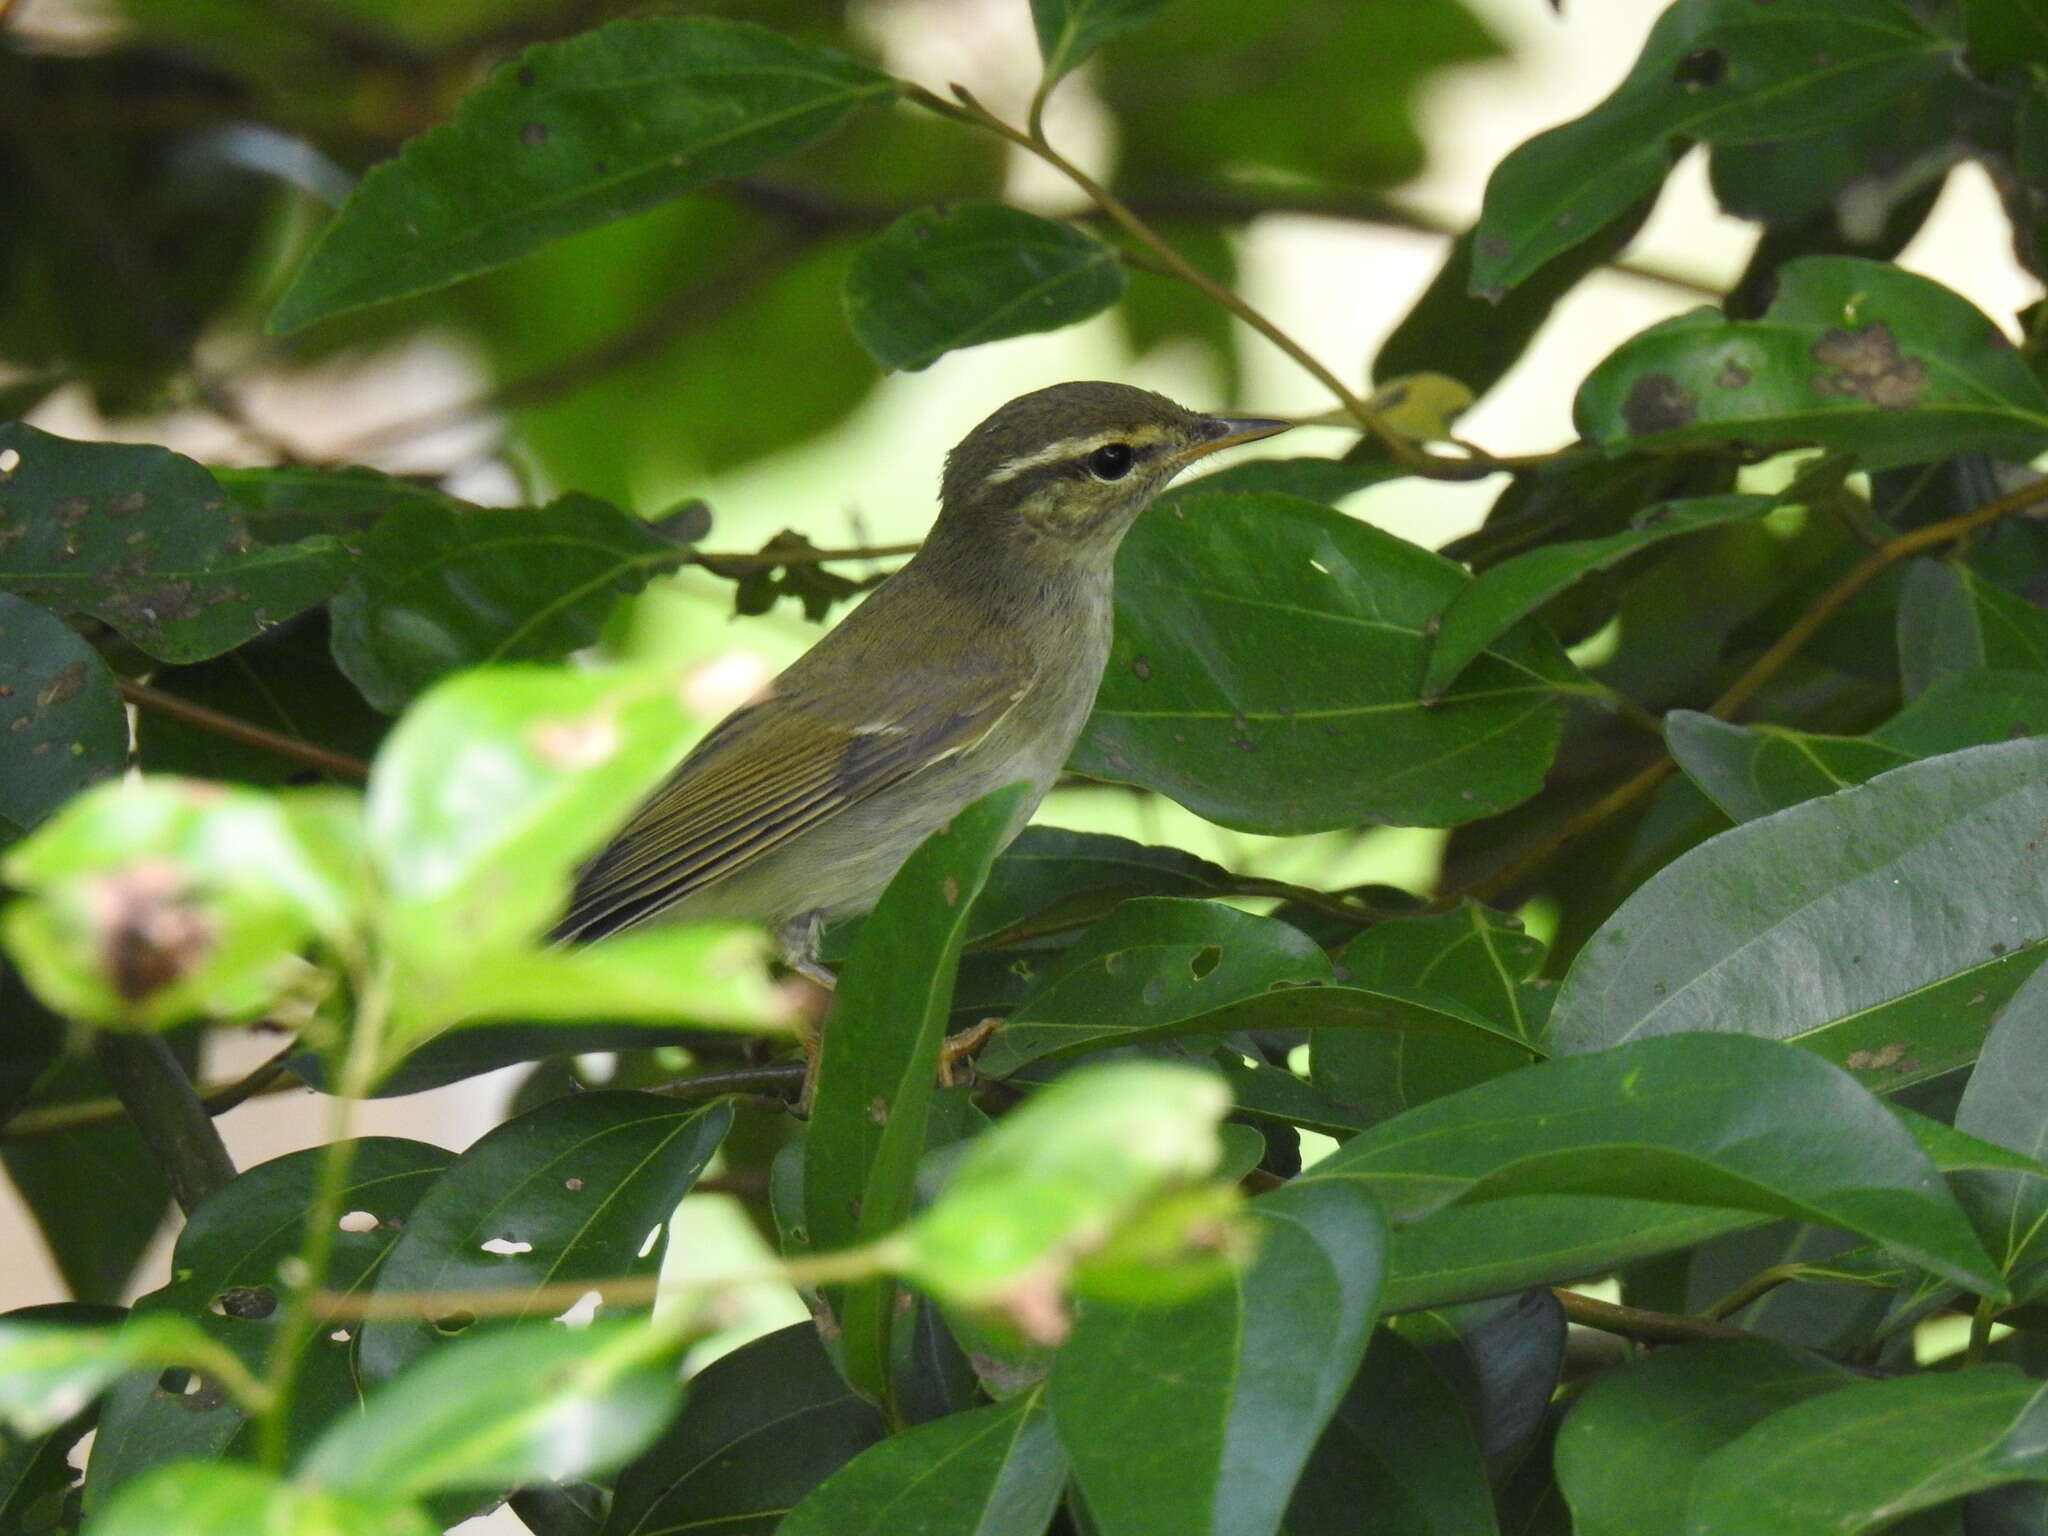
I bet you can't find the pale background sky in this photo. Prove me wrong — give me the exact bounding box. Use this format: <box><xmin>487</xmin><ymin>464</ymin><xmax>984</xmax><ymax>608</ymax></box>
<box><xmin>5</xmin><ymin>3</ymin><xmax>2037</xmax><ymax>1523</ymax></box>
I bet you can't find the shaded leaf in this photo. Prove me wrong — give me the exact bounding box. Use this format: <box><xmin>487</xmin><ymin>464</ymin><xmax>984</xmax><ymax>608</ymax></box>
<box><xmin>1075</xmin><ymin>492</ymin><xmax>1577</xmax><ymax>835</ymax></box>
<box><xmin>1399</xmin><ymin>1288</ymin><xmax>1564</xmax><ymax>1473</ymax></box>
<box><xmin>88</xmin><ymin>1461</ymin><xmax>433</xmax><ymax>1536</ymax></box>
<box><xmin>1547</xmin><ymin>736</ymin><xmax>2048</xmax><ymax>1090</ymax></box>
<box><xmin>1966</xmin><ymin>0</ymin><xmax>2048</xmax><ymax>75</ymax></box>
<box><xmin>0</xmin><ymin>594</ymin><xmax>124</xmax><ymax>830</ymax></box>
<box><xmin>961</xmin><ymin>826</ymin><xmax>1231</xmax><ymax>949</ymax></box>
<box><xmin>1032</xmin><ymin>0</ymin><xmax>1171</xmax><ymax>86</ymax></box>
<box><xmin>781</xmin><ymin>1386</ymin><xmax>1067</xmax><ymax>1536</ymax></box>
<box><xmin>0</xmin><ymin>423</ymin><xmax>345</xmax><ymax>664</ymax></box>
<box><xmin>1471</xmin><ymin>2</ymin><xmax>1956</xmax><ymax>294</ymax></box>
<box><xmin>270</xmin><ymin>17</ymin><xmax>897</xmax><ymax>330</ymax></box>
<box><xmin>1576</xmin><ymin>258</ymin><xmax>2048</xmax><ymax>469</ymax></box>
<box><xmin>1898</xmin><ymin>560</ymin><xmax>2048</xmax><ymax>698</ymax></box>
<box><xmin>1957</xmin><ymin>963</ymin><xmax>2048</xmax><ymax>1300</ymax></box>
<box><xmin>602</xmin><ymin>1323</ymin><xmax>885</xmax><ymax>1536</ymax></box>
<box><xmin>844</xmin><ymin>203</ymin><xmax>1124</xmax><ymax>372</ymax></box>
<box><xmin>1302</xmin><ymin>1032</ymin><xmax>2001</xmax><ymax>1294</ymax></box>
<box><xmin>330</xmin><ymin>493</ymin><xmax>690</xmax><ymax>714</ymax></box>
<box><xmin>1667</xmin><ymin>712</ymin><xmax>1910</xmax><ymax>822</ymax></box>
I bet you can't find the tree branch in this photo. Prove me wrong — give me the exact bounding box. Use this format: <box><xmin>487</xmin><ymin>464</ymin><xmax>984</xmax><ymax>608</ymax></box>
<box><xmin>92</xmin><ymin>1033</ymin><xmax>239</xmax><ymax>1214</ymax></box>
<box><xmin>2</xmin><ymin>1044</ymin><xmax>302</xmax><ymax>1141</ymax></box>
<box><xmin>121</xmin><ymin>678</ymin><xmax>372</xmax><ymax>782</ymax></box>
<box><xmin>1552</xmin><ymin>1287</ymin><xmax>1751</xmax><ymax>1344</ymax></box>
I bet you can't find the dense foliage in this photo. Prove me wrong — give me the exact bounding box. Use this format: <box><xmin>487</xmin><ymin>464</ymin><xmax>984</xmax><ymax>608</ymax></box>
<box><xmin>10</xmin><ymin>0</ymin><xmax>2048</xmax><ymax>1531</ymax></box>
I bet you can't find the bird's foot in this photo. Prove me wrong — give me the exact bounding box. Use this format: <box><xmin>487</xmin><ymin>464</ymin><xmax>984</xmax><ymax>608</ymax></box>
<box><xmin>776</xmin><ymin>910</ymin><xmax>835</xmax><ymax>991</ymax></box>
<box><xmin>937</xmin><ymin>1018</ymin><xmax>1003</xmax><ymax>1088</ymax></box>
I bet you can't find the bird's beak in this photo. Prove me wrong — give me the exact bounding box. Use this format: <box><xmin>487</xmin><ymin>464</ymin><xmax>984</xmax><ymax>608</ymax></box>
<box><xmin>1175</xmin><ymin>415</ymin><xmax>1293</xmax><ymax>465</ymax></box>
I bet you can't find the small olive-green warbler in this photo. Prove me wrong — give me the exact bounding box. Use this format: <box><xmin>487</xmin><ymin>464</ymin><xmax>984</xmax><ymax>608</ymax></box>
<box><xmin>555</xmin><ymin>381</ymin><xmax>1288</xmax><ymax>979</ymax></box>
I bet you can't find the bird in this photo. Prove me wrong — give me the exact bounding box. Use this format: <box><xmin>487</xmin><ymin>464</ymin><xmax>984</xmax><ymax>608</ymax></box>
<box><xmin>554</xmin><ymin>380</ymin><xmax>1290</xmax><ymax>983</ymax></box>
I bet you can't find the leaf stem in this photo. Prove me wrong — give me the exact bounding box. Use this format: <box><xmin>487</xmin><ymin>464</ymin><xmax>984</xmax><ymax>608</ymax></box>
<box><xmin>121</xmin><ymin>678</ymin><xmax>371</xmax><ymax>782</ymax></box>
<box><xmin>1552</xmin><ymin>1287</ymin><xmax>1750</xmax><ymax>1344</ymax></box>
<box><xmin>90</xmin><ymin>1033</ymin><xmax>239</xmax><ymax>1214</ymax></box>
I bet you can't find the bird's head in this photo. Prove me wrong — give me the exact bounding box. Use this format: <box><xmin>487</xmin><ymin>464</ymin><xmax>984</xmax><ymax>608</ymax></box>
<box><xmin>933</xmin><ymin>381</ymin><xmax>1289</xmax><ymax>561</ymax></box>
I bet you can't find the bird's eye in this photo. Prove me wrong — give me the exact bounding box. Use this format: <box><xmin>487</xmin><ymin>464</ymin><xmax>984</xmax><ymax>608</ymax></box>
<box><xmin>1086</xmin><ymin>442</ymin><xmax>1135</xmax><ymax>481</ymax></box>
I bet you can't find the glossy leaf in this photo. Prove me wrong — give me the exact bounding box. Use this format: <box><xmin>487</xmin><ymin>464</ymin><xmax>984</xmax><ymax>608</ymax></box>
<box><xmin>303</xmin><ymin>1322</ymin><xmax>685</xmax><ymax>1500</ymax></box>
<box><xmin>1554</xmin><ymin>1338</ymin><xmax>1852</xmax><ymax>1536</ymax></box>
<box><xmin>85</xmin><ymin>1138</ymin><xmax>452</xmax><ymax>1495</ymax></box>
<box><xmin>844</xmin><ymin>203</ymin><xmax>1124</xmax><ymax>372</ymax></box>
<box><xmin>1687</xmin><ymin>1369</ymin><xmax>2048</xmax><ymax>1534</ymax></box>
<box><xmin>1666</xmin><ymin>712</ymin><xmax>1910</xmax><ymax>823</ymax></box>
<box><xmin>1471</xmin><ymin>3</ymin><xmax>1956</xmax><ymax>294</ymax></box>
<box><xmin>1075</xmin><ymin>492</ymin><xmax>1577</xmax><ymax>835</ymax></box>
<box><xmin>1032</xmin><ymin>0</ymin><xmax>1170</xmax><ymax>85</ymax></box>
<box><xmin>1957</xmin><ymin>964</ymin><xmax>2048</xmax><ymax>1300</ymax></box>
<box><xmin>1898</xmin><ymin>560</ymin><xmax>2048</xmax><ymax>698</ymax></box>
<box><xmin>780</xmin><ymin>1386</ymin><xmax>1066</xmax><ymax>1536</ymax></box>
<box><xmin>0</xmin><ymin>593</ymin><xmax>124</xmax><ymax>830</ymax></box>
<box><xmin>0</xmin><ymin>423</ymin><xmax>346</xmax><ymax>664</ymax></box>
<box><xmin>1547</xmin><ymin>736</ymin><xmax>2048</xmax><ymax>1088</ymax></box>
<box><xmin>805</xmin><ymin>782</ymin><xmax>1030</xmax><ymax>1400</ymax></box>
<box><xmin>602</xmin><ymin>1323</ymin><xmax>885</xmax><ymax>1536</ymax></box>
<box><xmin>357</xmin><ymin>1095</ymin><xmax>728</xmax><ymax>1382</ymax></box>
<box><xmin>88</xmin><ymin>1462</ymin><xmax>434</xmax><ymax>1536</ymax></box>
<box><xmin>1302</xmin><ymin>1032</ymin><xmax>2001</xmax><ymax>1294</ymax></box>
<box><xmin>330</xmin><ymin>492</ymin><xmax>690</xmax><ymax>713</ymax></box>
<box><xmin>270</xmin><ymin>17</ymin><xmax>898</xmax><ymax>330</ymax></box>
<box><xmin>1288</xmin><ymin>1326</ymin><xmax>1496</xmax><ymax>1536</ymax></box>
<box><xmin>1576</xmin><ymin>258</ymin><xmax>2048</xmax><ymax>469</ymax></box>
<box><xmin>1423</xmin><ymin>495</ymin><xmax>1770</xmax><ymax>698</ymax></box>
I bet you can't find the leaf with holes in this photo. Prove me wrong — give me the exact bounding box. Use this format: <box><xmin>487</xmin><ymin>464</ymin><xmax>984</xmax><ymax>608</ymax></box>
<box><xmin>0</xmin><ymin>592</ymin><xmax>124</xmax><ymax>830</ymax></box>
<box><xmin>85</xmin><ymin>1138</ymin><xmax>452</xmax><ymax>1500</ymax></box>
<box><xmin>0</xmin><ymin>423</ymin><xmax>346</xmax><ymax>664</ymax></box>
<box><xmin>1547</xmin><ymin>736</ymin><xmax>2048</xmax><ymax>1089</ymax></box>
<box><xmin>269</xmin><ymin>17</ymin><xmax>898</xmax><ymax>331</ymax></box>
<box><xmin>356</xmin><ymin>1094</ymin><xmax>727</xmax><ymax>1383</ymax></box>
<box><xmin>1576</xmin><ymin>259</ymin><xmax>2048</xmax><ymax>468</ymax></box>
<box><xmin>1075</xmin><ymin>492</ymin><xmax>1579</xmax><ymax>835</ymax></box>
<box><xmin>330</xmin><ymin>493</ymin><xmax>690</xmax><ymax>714</ymax></box>
<box><xmin>844</xmin><ymin>204</ymin><xmax>1125</xmax><ymax>372</ymax></box>
<box><xmin>1471</xmin><ymin>1</ymin><xmax>1957</xmax><ymax>294</ymax></box>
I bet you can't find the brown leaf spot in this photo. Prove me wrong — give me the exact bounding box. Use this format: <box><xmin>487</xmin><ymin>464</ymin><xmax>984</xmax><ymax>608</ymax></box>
<box><xmin>1715</xmin><ymin>361</ymin><xmax>1751</xmax><ymax>390</ymax></box>
<box><xmin>36</xmin><ymin>661</ymin><xmax>87</xmax><ymax>710</ymax></box>
<box><xmin>106</xmin><ymin>491</ymin><xmax>147</xmax><ymax>517</ymax></box>
<box><xmin>1810</xmin><ymin>323</ymin><xmax>1928</xmax><ymax>409</ymax></box>
<box><xmin>941</xmin><ymin>874</ymin><xmax>961</xmax><ymax>907</ymax></box>
<box><xmin>1621</xmin><ymin>373</ymin><xmax>1698</xmax><ymax>436</ymax></box>
<box><xmin>1845</xmin><ymin>1041</ymin><xmax>1911</xmax><ymax>1072</ymax></box>
<box><xmin>520</xmin><ymin>121</ymin><xmax>550</xmax><ymax>147</ymax></box>
<box><xmin>1131</xmin><ymin>655</ymin><xmax>1152</xmax><ymax>681</ymax></box>
<box><xmin>868</xmin><ymin>1095</ymin><xmax>889</xmax><ymax>1124</ymax></box>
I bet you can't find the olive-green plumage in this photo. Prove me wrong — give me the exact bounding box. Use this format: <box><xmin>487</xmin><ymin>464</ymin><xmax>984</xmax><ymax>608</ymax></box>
<box><xmin>555</xmin><ymin>381</ymin><xmax>1288</xmax><ymax>975</ymax></box>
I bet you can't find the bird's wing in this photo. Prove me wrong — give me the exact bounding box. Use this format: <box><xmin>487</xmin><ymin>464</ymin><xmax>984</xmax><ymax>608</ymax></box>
<box><xmin>555</xmin><ymin>658</ymin><xmax>1034</xmax><ymax>941</ymax></box>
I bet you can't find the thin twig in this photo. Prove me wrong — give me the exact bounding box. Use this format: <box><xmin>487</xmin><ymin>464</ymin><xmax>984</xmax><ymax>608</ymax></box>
<box><xmin>3</xmin><ymin>1046</ymin><xmax>307</xmax><ymax>1141</ymax></box>
<box><xmin>650</xmin><ymin>1062</ymin><xmax>807</xmax><ymax>1101</ymax></box>
<box><xmin>1553</xmin><ymin>1287</ymin><xmax>1750</xmax><ymax>1345</ymax></box>
<box><xmin>92</xmin><ymin>1033</ymin><xmax>239</xmax><ymax>1214</ymax></box>
<box><xmin>121</xmin><ymin>679</ymin><xmax>371</xmax><ymax>782</ymax></box>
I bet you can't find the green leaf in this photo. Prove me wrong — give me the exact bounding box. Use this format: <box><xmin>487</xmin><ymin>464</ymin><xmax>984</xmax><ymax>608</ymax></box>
<box><xmin>1471</xmin><ymin>1</ymin><xmax>1956</xmax><ymax>295</ymax></box>
<box><xmin>1075</xmin><ymin>492</ymin><xmax>1577</xmax><ymax>835</ymax></box>
<box><xmin>1554</xmin><ymin>1338</ymin><xmax>1852</xmax><ymax>1536</ymax></box>
<box><xmin>86</xmin><ymin>1139</ymin><xmax>452</xmax><ymax>1496</ymax></box>
<box><xmin>0</xmin><ymin>1314</ymin><xmax>245</xmax><ymax>1437</ymax></box>
<box><xmin>843</xmin><ymin>203</ymin><xmax>1124</xmax><ymax>372</ymax></box>
<box><xmin>1302</xmin><ymin>1032</ymin><xmax>2002</xmax><ymax>1294</ymax></box>
<box><xmin>1666</xmin><ymin>712</ymin><xmax>1911</xmax><ymax>822</ymax></box>
<box><xmin>0</xmin><ymin>593</ymin><xmax>124</xmax><ymax>830</ymax></box>
<box><xmin>1050</xmin><ymin>1178</ymin><xmax>1385</xmax><ymax>1536</ymax></box>
<box><xmin>780</xmin><ymin>1386</ymin><xmax>1067</xmax><ymax>1536</ymax></box>
<box><xmin>1547</xmin><ymin>736</ymin><xmax>2048</xmax><ymax>1090</ymax></box>
<box><xmin>975</xmin><ymin>898</ymin><xmax>1329</xmax><ymax>1077</ymax></box>
<box><xmin>1032</xmin><ymin>0</ymin><xmax>1171</xmax><ymax>85</ymax></box>
<box><xmin>212</xmin><ymin>463</ymin><xmax>453</xmax><ymax>543</ymax></box>
<box><xmin>602</xmin><ymin>1323</ymin><xmax>885</xmax><ymax>1536</ymax></box>
<box><xmin>88</xmin><ymin>1462</ymin><xmax>434</xmax><ymax>1536</ymax></box>
<box><xmin>805</xmin><ymin>782</ymin><xmax>1030</xmax><ymax>1401</ymax></box>
<box><xmin>356</xmin><ymin>1095</ymin><xmax>729</xmax><ymax>1382</ymax></box>
<box><xmin>1287</xmin><ymin>1326</ymin><xmax>1498</xmax><ymax>1535</ymax></box>
<box><xmin>331</xmin><ymin>493</ymin><xmax>689</xmax><ymax>714</ymax></box>
<box><xmin>1422</xmin><ymin>495</ymin><xmax>1771</xmax><ymax>698</ymax></box>
<box><xmin>962</xmin><ymin>826</ymin><xmax>1232</xmax><ymax>948</ymax></box>
<box><xmin>302</xmin><ymin>1321</ymin><xmax>685</xmax><ymax>1500</ymax></box>
<box><xmin>1898</xmin><ymin>560</ymin><xmax>2048</xmax><ymax>697</ymax></box>
<box><xmin>1687</xmin><ymin>1369</ymin><xmax>2048</xmax><ymax>1534</ymax></box>
<box><xmin>1966</xmin><ymin>0</ymin><xmax>2048</xmax><ymax>74</ymax></box>
<box><xmin>269</xmin><ymin>17</ymin><xmax>898</xmax><ymax>331</ymax></box>
<box><xmin>1575</xmin><ymin>258</ymin><xmax>2048</xmax><ymax>469</ymax></box>
<box><xmin>0</xmin><ymin>423</ymin><xmax>346</xmax><ymax>664</ymax></box>
<box><xmin>1956</xmin><ymin>963</ymin><xmax>2048</xmax><ymax>1299</ymax></box>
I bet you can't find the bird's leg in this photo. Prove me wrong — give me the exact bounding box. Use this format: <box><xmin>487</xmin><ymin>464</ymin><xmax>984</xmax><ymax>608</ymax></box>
<box><xmin>777</xmin><ymin>911</ymin><xmax>833</xmax><ymax>1116</ymax></box>
<box><xmin>937</xmin><ymin>1018</ymin><xmax>1004</xmax><ymax>1087</ymax></box>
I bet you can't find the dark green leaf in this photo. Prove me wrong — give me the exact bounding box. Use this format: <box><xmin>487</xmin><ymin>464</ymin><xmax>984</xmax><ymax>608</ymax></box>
<box><xmin>1218</xmin><ymin>1057</ymin><xmax>1378</xmax><ymax>1139</ymax></box>
<box><xmin>1423</xmin><ymin>495</ymin><xmax>1771</xmax><ymax>698</ymax></box>
<box><xmin>1471</xmin><ymin>2</ymin><xmax>1956</xmax><ymax>294</ymax></box>
<box><xmin>212</xmin><ymin>464</ymin><xmax>453</xmax><ymax>544</ymax></box>
<box><xmin>1688</xmin><ymin>1369</ymin><xmax>2048</xmax><ymax>1534</ymax></box>
<box><xmin>1050</xmin><ymin>1178</ymin><xmax>1384</xmax><ymax>1536</ymax></box>
<box><xmin>0</xmin><ymin>423</ymin><xmax>346</xmax><ymax>664</ymax></box>
<box><xmin>1399</xmin><ymin>1288</ymin><xmax>1564</xmax><ymax>1472</ymax></box>
<box><xmin>781</xmin><ymin>1386</ymin><xmax>1067</xmax><ymax>1536</ymax></box>
<box><xmin>1032</xmin><ymin>0</ymin><xmax>1171</xmax><ymax>85</ymax></box>
<box><xmin>1957</xmin><ymin>963</ymin><xmax>2048</xmax><ymax>1299</ymax></box>
<box><xmin>805</xmin><ymin>783</ymin><xmax>1030</xmax><ymax>1401</ymax></box>
<box><xmin>1576</xmin><ymin>259</ymin><xmax>2048</xmax><ymax>468</ymax></box>
<box><xmin>1174</xmin><ymin>456</ymin><xmax>1404</xmax><ymax>507</ymax></box>
<box><xmin>0</xmin><ymin>594</ymin><xmax>124</xmax><ymax>829</ymax></box>
<box><xmin>1302</xmin><ymin>1033</ymin><xmax>2001</xmax><ymax>1294</ymax></box>
<box><xmin>1554</xmin><ymin>1338</ymin><xmax>1851</xmax><ymax>1536</ymax></box>
<box><xmin>356</xmin><ymin>1095</ymin><xmax>728</xmax><ymax>1382</ymax></box>
<box><xmin>1075</xmin><ymin>492</ymin><xmax>1577</xmax><ymax>835</ymax></box>
<box><xmin>269</xmin><ymin>17</ymin><xmax>898</xmax><ymax>331</ymax></box>
<box><xmin>1286</xmin><ymin>1326</ymin><xmax>1497</xmax><ymax>1535</ymax></box>
<box><xmin>1547</xmin><ymin>736</ymin><xmax>2048</xmax><ymax>1089</ymax></box>
<box><xmin>965</xmin><ymin>827</ymin><xmax>1232</xmax><ymax>947</ymax></box>
<box><xmin>302</xmin><ymin>1321</ymin><xmax>686</xmax><ymax>1500</ymax></box>
<box><xmin>1966</xmin><ymin>0</ymin><xmax>2048</xmax><ymax>75</ymax></box>
<box><xmin>1876</xmin><ymin>672</ymin><xmax>2048</xmax><ymax>758</ymax></box>
<box><xmin>1898</xmin><ymin>560</ymin><xmax>2048</xmax><ymax>698</ymax></box>
<box><xmin>844</xmin><ymin>203</ymin><xmax>1124</xmax><ymax>372</ymax></box>
<box><xmin>602</xmin><ymin>1323</ymin><xmax>885</xmax><ymax>1536</ymax></box>
<box><xmin>1666</xmin><ymin>711</ymin><xmax>1911</xmax><ymax>822</ymax></box>
<box><xmin>87</xmin><ymin>1138</ymin><xmax>452</xmax><ymax>1496</ymax></box>
<box><xmin>88</xmin><ymin>1461</ymin><xmax>434</xmax><ymax>1536</ymax></box>
<box><xmin>507</xmin><ymin>1483</ymin><xmax>609</xmax><ymax>1536</ymax></box>
<box><xmin>330</xmin><ymin>492</ymin><xmax>689</xmax><ymax>713</ymax></box>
